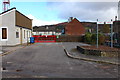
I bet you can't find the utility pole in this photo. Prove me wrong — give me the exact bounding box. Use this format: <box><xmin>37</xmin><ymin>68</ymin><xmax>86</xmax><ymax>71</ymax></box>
<box><xmin>110</xmin><ymin>19</ymin><xmax>113</xmax><ymax>48</ymax></box>
<box><xmin>97</xmin><ymin>19</ymin><xmax>99</xmax><ymax>48</ymax></box>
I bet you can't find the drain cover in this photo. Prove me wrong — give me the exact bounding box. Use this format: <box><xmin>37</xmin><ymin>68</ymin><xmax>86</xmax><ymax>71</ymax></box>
<box><xmin>16</xmin><ymin>69</ymin><xmax>22</xmax><ymax>72</ymax></box>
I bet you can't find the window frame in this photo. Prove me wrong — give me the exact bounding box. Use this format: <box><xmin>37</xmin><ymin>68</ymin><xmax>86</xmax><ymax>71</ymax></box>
<box><xmin>16</xmin><ymin>31</ymin><xmax>19</xmax><ymax>38</ymax></box>
<box><xmin>24</xmin><ymin>30</ymin><xmax>25</xmax><ymax>39</ymax></box>
<box><xmin>0</xmin><ymin>27</ymin><xmax>8</xmax><ymax>41</ymax></box>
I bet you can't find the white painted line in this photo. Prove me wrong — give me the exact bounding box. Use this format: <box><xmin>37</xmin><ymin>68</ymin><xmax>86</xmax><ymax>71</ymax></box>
<box><xmin>0</xmin><ymin>51</ymin><xmax>3</xmax><ymax>54</ymax></box>
<box><xmin>1</xmin><ymin>68</ymin><xmax>8</xmax><ymax>72</ymax></box>
<box><xmin>33</xmin><ymin>76</ymin><xmax>47</xmax><ymax>78</ymax></box>
<box><xmin>7</xmin><ymin>62</ymin><xmax>13</xmax><ymax>64</ymax></box>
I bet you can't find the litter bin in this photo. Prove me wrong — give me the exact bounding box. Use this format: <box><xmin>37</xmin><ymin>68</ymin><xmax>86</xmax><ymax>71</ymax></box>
<box><xmin>30</xmin><ymin>37</ymin><xmax>35</xmax><ymax>43</ymax></box>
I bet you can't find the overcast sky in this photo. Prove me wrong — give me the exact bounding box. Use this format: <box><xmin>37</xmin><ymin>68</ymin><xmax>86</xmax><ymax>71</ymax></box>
<box><xmin>0</xmin><ymin>0</ymin><xmax>119</xmax><ymax>26</ymax></box>
<box><xmin>47</xmin><ymin>2</ymin><xmax>118</xmax><ymax>22</ymax></box>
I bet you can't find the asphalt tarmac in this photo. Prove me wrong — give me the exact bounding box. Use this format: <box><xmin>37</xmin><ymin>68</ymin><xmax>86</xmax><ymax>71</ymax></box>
<box><xmin>2</xmin><ymin>43</ymin><xmax>119</xmax><ymax>78</ymax></box>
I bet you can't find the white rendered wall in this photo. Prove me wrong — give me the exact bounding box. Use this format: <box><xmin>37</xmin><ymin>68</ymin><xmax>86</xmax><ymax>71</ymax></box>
<box><xmin>0</xmin><ymin>9</ymin><xmax>16</xmax><ymax>46</ymax></box>
<box><xmin>0</xmin><ymin>9</ymin><xmax>32</xmax><ymax>46</ymax></box>
<box><xmin>15</xmin><ymin>26</ymin><xmax>32</xmax><ymax>44</ymax></box>
<box><xmin>118</xmin><ymin>1</ymin><xmax>120</xmax><ymax>20</ymax></box>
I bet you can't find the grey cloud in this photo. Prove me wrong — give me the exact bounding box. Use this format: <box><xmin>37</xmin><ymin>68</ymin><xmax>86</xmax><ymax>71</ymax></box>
<box><xmin>47</xmin><ymin>2</ymin><xmax>118</xmax><ymax>21</ymax></box>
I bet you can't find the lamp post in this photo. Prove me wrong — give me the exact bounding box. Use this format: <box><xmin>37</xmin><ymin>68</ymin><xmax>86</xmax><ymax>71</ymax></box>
<box><xmin>97</xmin><ymin>19</ymin><xmax>99</xmax><ymax>48</ymax></box>
<box><xmin>110</xmin><ymin>19</ymin><xmax>113</xmax><ymax>48</ymax></box>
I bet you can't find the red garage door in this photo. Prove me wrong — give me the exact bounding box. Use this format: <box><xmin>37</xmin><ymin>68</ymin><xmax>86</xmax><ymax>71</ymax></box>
<box><xmin>33</xmin><ymin>35</ymin><xmax>56</xmax><ymax>43</ymax></box>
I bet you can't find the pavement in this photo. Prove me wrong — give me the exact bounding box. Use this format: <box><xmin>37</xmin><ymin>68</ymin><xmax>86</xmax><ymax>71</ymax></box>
<box><xmin>1</xmin><ymin>42</ymin><xmax>119</xmax><ymax>78</ymax></box>
<box><xmin>62</xmin><ymin>42</ymin><xmax>119</xmax><ymax>65</ymax></box>
<box><xmin>0</xmin><ymin>44</ymin><xmax>30</xmax><ymax>56</ymax></box>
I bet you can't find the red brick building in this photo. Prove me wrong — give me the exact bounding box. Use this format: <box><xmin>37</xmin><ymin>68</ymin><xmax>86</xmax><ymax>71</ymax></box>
<box><xmin>65</xmin><ymin>18</ymin><xmax>85</xmax><ymax>35</ymax></box>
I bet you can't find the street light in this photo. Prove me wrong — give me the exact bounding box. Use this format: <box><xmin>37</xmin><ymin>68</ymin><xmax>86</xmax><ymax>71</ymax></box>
<box><xmin>110</xmin><ymin>19</ymin><xmax>113</xmax><ymax>48</ymax></box>
<box><xmin>97</xmin><ymin>19</ymin><xmax>99</xmax><ymax>48</ymax></box>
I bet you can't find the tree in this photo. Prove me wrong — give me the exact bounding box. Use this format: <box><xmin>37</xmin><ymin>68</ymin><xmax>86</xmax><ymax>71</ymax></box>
<box><xmin>102</xmin><ymin>24</ymin><xmax>110</xmax><ymax>33</ymax></box>
<box><xmin>99</xmin><ymin>34</ymin><xmax>105</xmax><ymax>45</ymax></box>
<box><xmin>84</xmin><ymin>33</ymin><xmax>105</xmax><ymax>45</ymax></box>
<box><xmin>91</xmin><ymin>34</ymin><xmax>97</xmax><ymax>44</ymax></box>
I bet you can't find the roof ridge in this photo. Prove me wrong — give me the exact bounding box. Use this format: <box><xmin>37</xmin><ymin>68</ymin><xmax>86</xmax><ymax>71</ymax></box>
<box><xmin>0</xmin><ymin>7</ymin><xmax>16</xmax><ymax>15</ymax></box>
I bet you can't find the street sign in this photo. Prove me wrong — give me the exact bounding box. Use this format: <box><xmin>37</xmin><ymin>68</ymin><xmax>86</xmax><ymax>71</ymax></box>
<box><xmin>106</xmin><ymin>21</ymin><xmax>113</xmax><ymax>24</ymax></box>
<box><xmin>97</xmin><ymin>22</ymin><xmax>104</xmax><ymax>24</ymax></box>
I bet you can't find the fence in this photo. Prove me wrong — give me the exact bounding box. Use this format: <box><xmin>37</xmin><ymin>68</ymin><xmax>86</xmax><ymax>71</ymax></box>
<box><xmin>33</xmin><ymin>35</ymin><xmax>56</xmax><ymax>43</ymax></box>
<box><xmin>56</xmin><ymin>35</ymin><xmax>83</xmax><ymax>42</ymax></box>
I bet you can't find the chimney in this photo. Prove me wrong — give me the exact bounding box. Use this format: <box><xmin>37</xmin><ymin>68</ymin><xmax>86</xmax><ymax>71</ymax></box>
<box><xmin>115</xmin><ymin>16</ymin><xmax>117</xmax><ymax>21</ymax></box>
<box><xmin>68</xmin><ymin>17</ymin><xmax>74</xmax><ymax>22</ymax></box>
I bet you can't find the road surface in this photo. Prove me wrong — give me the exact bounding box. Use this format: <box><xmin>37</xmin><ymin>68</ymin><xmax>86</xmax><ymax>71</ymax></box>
<box><xmin>2</xmin><ymin>43</ymin><xmax>118</xmax><ymax>78</ymax></box>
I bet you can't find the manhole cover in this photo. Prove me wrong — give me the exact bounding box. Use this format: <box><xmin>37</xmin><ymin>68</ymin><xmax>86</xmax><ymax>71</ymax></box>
<box><xmin>16</xmin><ymin>69</ymin><xmax>22</xmax><ymax>72</ymax></box>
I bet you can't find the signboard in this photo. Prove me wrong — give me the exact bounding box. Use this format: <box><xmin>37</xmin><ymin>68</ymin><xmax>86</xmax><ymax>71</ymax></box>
<box><xmin>106</xmin><ymin>21</ymin><xmax>113</xmax><ymax>24</ymax></box>
<box><xmin>97</xmin><ymin>22</ymin><xmax>104</xmax><ymax>24</ymax></box>
<box><xmin>97</xmin><ymin>21</ymin><xmax>113</xmax><ymax>24</ymax></box>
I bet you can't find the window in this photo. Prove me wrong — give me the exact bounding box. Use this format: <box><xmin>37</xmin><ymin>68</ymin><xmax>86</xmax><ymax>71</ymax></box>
<box><xmin>16</xmin><ymin>32</ymin><xmax>19</xmax><ymax>38</ymax></box>
<box><xmin>2</xmin><ymin>28</ymin><xmax>7</xmax><ymax>39</ymax></box>
<box><xmin>24</xmin><ymin>30</ymin><xmax>25</xmax><ymax>39</ymax></box>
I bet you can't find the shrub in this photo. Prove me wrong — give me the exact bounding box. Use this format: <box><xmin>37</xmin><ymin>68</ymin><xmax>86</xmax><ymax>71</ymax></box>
<box><xmin>99</xmin><ymin>34</ymin><xmax>105</xmax><ymax>45</ymax></box>
<box><xmin>84</xmin><ymin>33</ymin><xmax>92</xmax><ymax>44</ymax></box>
<box><xmin>84</xmin><ymin>33</ymin><xmax>105</xmax><ymax>45</ymax></box>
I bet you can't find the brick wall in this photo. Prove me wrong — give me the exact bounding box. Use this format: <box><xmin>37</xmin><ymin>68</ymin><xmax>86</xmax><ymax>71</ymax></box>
<box><xmin>65</xmin><ymin>18</ymin><xmax>85</xmax><ymax>35</ymax></box>
<box><xmin>56</xmin><ymin>35</ymin><xmax>83</xmax><ymax>42</ymax></box>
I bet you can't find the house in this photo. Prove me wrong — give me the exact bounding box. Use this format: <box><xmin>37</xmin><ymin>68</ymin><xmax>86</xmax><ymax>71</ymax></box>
<box><xmin>0</xmin><ymin>7</ymin><xmax>32</xmax><ymax>46</ymax></box>
<box><xmin>33</xmin><ymin>25</ymin><xmax>63</xmax><ymax>36</ymax></box>
<box><xmin>65</xmin><ymin>17</ymin><xmax>85</xmax><ymax>35</ymax></box>
<box><xmin>81</xmin><ymin>22</ymin><xmax>97</xmax><ymax>33</ymax></box>
<box><xmin>33</xmin><ymin>17</ymin><xmax>85</xmax><ymax>36</ymax></box>
<box><xmin>113</xmin><ymin>21</ymin><xmax>120</xmax><ymax>44</ymax></box>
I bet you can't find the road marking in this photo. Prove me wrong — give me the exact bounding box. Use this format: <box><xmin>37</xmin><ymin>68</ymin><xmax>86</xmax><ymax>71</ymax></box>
<box><xmin>33</xmin><ymin>76</ymin><xmax>47</xmax><ymax>78</ymax></box>
<box><xmin>60</xmin><ymin>42</ymin><xmax>65</xmax><ymax>49</ymax></box>
<box><xmin>1</xmin><ymin>67</ymin><xmax>8</xmax><ymax>72</ymax></box>
<box><xmin>3</xmin><ymin>76</ymin><xmax>22</xmax><ymax>78</ymax></box>
<box><xmin>66</xmin><ymin>61</ymin><xmax>73</xmax><ymax>70</ymax></box>
<box><xmin>7</xmin><ymin>62</ymin><xmax>13</xmax><ymax>64</ymax></box>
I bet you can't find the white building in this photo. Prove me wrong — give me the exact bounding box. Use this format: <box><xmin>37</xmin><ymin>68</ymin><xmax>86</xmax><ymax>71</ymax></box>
<box><xmin>0</xmin><ymin>7</ymin><xmax>32</xmax><ymax>46</ymax></box>
<box><xmin>33</xmin><ymin>26</ymin><xmax>62</xmax><ymax>36</ymax></box>
<box><xmin>118</xmin><ymin>1</ymin><xmax>120</xmax><ymax>20</ymax></box>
